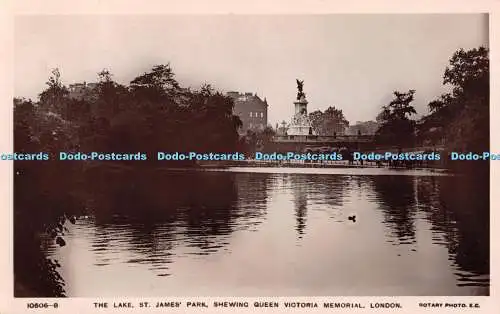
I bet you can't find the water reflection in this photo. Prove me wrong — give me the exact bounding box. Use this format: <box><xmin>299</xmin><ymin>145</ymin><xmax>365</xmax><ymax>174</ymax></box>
<box><xmin>417</xmin><ymin>176</ymin><xmax>489</xmax><ymax>289</ymax></box>
<box><xmin>370</xmin><ymin>175</ymin><xmax>489</xmax><ymax>292</ymax></box>
<box><xmin>288</xmin><ymin>175</ymin><xmax>349</xmax><ymax>238</ymax></box>
<box><xmin>43</xmin><ymin>169</ymin><xmax>489</xmax><ymax>296</ymax></box>
<box><xmin>290</xmin><ymin>176</ymin><xmax>308</xmax><ymax>238</ymax></box>
<box><xmin>371</xmin><ymin>176</ymin><xmax>417</xmax><ymax>246</ymax></box>
<box><xmin>82</xmin><ymin>171</ymin><xmax>270</xmax><ymax>275</ymax></box>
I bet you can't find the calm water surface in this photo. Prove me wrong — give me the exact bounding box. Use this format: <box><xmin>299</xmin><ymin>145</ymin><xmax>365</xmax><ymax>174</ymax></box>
<box><xmin>42</xmin><ymin>168</ymin><xmax>489</xmax><ymax>296</ymax></box>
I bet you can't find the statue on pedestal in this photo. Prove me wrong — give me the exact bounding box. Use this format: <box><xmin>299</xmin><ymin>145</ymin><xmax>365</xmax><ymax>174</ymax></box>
<box><xmin>287</xmin><ymin>79</ymin><xmax>316</xmax><ymax>136</ymax></box>
<box><xmin>296</xmin><ymin>79</ymin><xmax>305</xmax><ymax>101</ymax></box>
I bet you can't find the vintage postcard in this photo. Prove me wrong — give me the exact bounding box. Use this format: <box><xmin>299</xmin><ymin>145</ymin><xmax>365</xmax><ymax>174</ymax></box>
<box><xmin>1</xmin><ymin>1</ymin><xmax>498</xmax><ymax>313</ymax></box>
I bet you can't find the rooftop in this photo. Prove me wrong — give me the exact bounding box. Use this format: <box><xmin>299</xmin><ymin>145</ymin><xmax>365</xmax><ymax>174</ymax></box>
<box><xmin>226</xmin><ymin>91</ymin><xmax>268</xmax><ymax>105</ymax></box>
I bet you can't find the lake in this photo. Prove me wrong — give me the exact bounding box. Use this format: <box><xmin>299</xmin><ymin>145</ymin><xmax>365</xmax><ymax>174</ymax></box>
<box><xmin>42</xmin><ymin>167</ymin><xmax>490</xmax><ymax>296</ymax></box>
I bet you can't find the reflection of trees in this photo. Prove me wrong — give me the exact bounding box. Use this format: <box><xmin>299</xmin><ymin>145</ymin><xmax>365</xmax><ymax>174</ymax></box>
<box><xmin>371</xmin><ymin>176</ymin><xmax>417</xmax><ymax>245</ymax></box>
<box><xmin>371</xmin><ymin>174</ymin><xmax>489</xmax><ymax>289</ymax></box>
<box><xmin>183</xmin><ymin>173</ymin><xmax>239</xmax><ymax>241</ymax></box>
<box><xmin>414</xmin><ymin>177</ymin><xmax>459</xmax><ymax>252</ymax></box>
<box><xmin>445</xmin><ymin>175</ymin><xmax>489</xmax><ymax>278</ymax></box>
<box><xmin>309</xmin><ymin>175</ymin><xmax>349</xmax><ymax>208</ymax></box>
<box><xmin>288</xmin><ymin>174</ymin><xmax>348</xmax><ymax>238</ymax></box>
<box><xmin>14</xmin><ymin>159</ymin><xmax>83</xmax><ymax>297</ymax></box>
<box><xmin>417</xmin><ymin>176</ymin><xmax>489</xmax><ymax>283</ymax></box>
<box><xmin>233</xmin><ymin>173</ymin><xmax>271</xmax><ymax>228</ymax></box>
<box><xmin>87</xmin><ymin>171</ymin><xmax>269</xmax><ymax>274</ymax></box>
<box><xmin>351</xmin><ymin>176</ymin><xmax>375</xmax><ymax>199</ymax></box>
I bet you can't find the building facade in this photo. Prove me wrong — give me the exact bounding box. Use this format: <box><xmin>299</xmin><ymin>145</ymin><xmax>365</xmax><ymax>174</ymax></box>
<box><xmin>68</xmin><ymin>82</ymin><xmax>98</xmax><ymax>101</ymax></box>
<box><xmin>227</xmin><ymin>91</ymin><xmax>268</xmax><ymax>134</ymax></box>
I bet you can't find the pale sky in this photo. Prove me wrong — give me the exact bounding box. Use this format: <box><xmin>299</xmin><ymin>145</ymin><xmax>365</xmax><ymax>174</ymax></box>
<box><xmin>14</xmin><ymin>14</ymin><xmax>488</xmax><ymax>125</ymax></box>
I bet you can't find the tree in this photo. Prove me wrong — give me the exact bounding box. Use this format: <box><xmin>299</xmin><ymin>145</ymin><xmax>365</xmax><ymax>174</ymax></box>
<box><xmin>375</xmin><ymin>90</ymin><xmax>417</xmax><ymax>146</ymax></box>
<box><xmin>308</xmin><ymin>106</ymin><xmax>349</xmax><ymax>136</ymax></box>
<box><xmin>38</xmin><ymin>68</ymin><xmax>69</xmax><ymax>112</ymax></box>
<box><xmin>130</xmin><ymin>64</ymin><xmax>180</xmax><ymax>104</ymax></box>
<box><xmin>14</xmin><ymin>63</ymin><xmax>246</xmax><ymax>296</ymax></box>
<box><xmin>444</xmin><ymin>47</ymin><xmax>488</xmax><ymax>97</ymax></box>
<box><xmin>14</xmin><ymin>82</ymin><xmax>79</xmax><ymax>297</ymax></box>
<box><xmin>308</xmin><ymin>110</ymin><xmax>323</xmax><ymax>133</ymax></box>
<box><xmin>419</xmin><ymin>47</ymin><xmax>489</xmax><ymax>152</ymax></box>
<box><xmin>255</xmin><ymin>126</ymin><xmax>276</xmax><ymax>151</ymax></box>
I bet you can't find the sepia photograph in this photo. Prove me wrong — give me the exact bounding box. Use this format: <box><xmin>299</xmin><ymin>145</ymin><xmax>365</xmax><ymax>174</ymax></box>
<box><xmin>12</xmin><ymin>14</ymin><xmax>490</xmax><ymax>298</ymax></box>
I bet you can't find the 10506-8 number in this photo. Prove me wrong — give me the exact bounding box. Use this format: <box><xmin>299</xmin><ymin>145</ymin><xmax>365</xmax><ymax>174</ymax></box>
<box><xmin>26</xmin><ymin>302</ymin><xmax>59</xmax><ymax>309</ymax></box>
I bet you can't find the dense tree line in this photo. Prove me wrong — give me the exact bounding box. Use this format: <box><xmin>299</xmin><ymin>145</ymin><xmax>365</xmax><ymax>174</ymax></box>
<box><xmin>13</xmin><ymin>64</ymin><xmax>243</xmax><ymax>296</ymax></box>
<box><xmin>19</xmin><ymin>65</ymin><xmax>243</xmax><ymax>156</ymax></box>
<box><xmin>419</xmin><ymin>47</ymin><xmax>489</xmax><ymax>153</ymax></box>
<box><xmin>375</xmin><ymin>47</ymin><xmax>489</xmax><ymax>162</ymax></box>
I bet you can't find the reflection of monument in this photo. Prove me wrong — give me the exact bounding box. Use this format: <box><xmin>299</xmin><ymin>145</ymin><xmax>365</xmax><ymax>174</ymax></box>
<box><xmin>291</xmin><ymin>175</ymin><xmax>308</xmax><ymax>238</ymax></box>
<box><xmin>287</xmin><ymin>79</ymin><xmax>316</xmax><ymax>136</ymax></box>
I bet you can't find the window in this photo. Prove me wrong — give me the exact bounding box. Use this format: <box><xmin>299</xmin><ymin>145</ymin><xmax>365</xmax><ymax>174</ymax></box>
<box><xmin>249</xmin><ymin>112</ymin><xmax>253</xmax><ymax>117</ymax></box>
<box><xmin>261</xmin><ymin>112</ymin><xmax>264</xmax><ymax>118</ymax></box>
